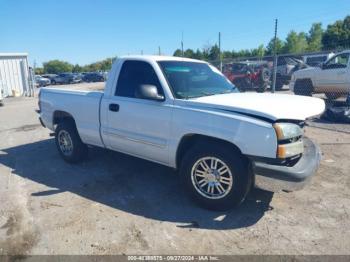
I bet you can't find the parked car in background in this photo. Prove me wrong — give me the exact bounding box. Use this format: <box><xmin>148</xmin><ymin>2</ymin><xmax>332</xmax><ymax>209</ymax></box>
<box><xmin>51</xmin><ymin>73</ymin><xmax>81</xmax><ymax>85</ymax></box>
<box><xmin>274</xmin><ymin>56</ymin><xmax>308</xmax><ymax>90</ymax></box>
<box><xmin>290</xmin><ymin>50</ymin><xmax>350</xmax><ymax>99</ymax></box>
<box><xmin>82</xmin><ymin>72</ymin><xmax>105</xmax><ymax>82</ymax></box>
<box><xmin>302</xmin><ymin>52</ymin><xmax>334</xmax><ymax>67</ymax></box>
<box><xmin>35</xmin><ymin>75</ymin><xmax>51</xmax><ymax>87</ymax></box>
<box><xmin>42</xmin><ymin>74</ymin><xmax>58</xmax><ymax>82</ymax></box>
<box><xmin>72</xmin><ymin>73</ymin><xmax>83</xmax><ymax>82</ymax></box>
<box><xmin>39</xmin><ymin>55</ymin><xmax>325</xmax><ymax>210</ymax></box>
<box><xmin>223</xmin><ymin>61</ymin><xmax>271</xmax><ymax>92</ymax></box>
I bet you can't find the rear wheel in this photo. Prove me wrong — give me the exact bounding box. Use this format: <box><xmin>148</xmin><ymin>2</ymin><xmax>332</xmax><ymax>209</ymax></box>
<box><xmin>51</xmin><ymin>80</ymin><xmax>56</xmax><ymax>85</ymax></box>
<box><xmin>294</xmin><ymin>79</ymin><xmax>313</xmax><ymax>96</ymax></box>
<box><xmin>180</xmin><ymin>142</ymin><xmax>252</xmax><ymax>210</ymax></box>
<box><xmin>55</xmin><ymin>120</ymin><xmax>88</xmax><ymax>163</ymax></box>
<box><xmin>275</xmin><ymin>77</ymin><xmax>284</xmax><ymax>91</ymax></box>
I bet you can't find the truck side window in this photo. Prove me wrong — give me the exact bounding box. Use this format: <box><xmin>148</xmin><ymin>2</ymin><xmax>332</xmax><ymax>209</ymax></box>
<box><xmin>324</xmin><ymin>53</ymin><xmax>349</xmax><ymax>69</ymax></box>
<box><xmin>115</xmin><ymin>60</ymin><xmax>164</xmax><ymax>98</ymax></box>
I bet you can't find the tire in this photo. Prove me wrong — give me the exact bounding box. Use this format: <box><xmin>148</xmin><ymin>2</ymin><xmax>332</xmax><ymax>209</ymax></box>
<box><xmin>256</xmin><ymin>68</ymin><xmax>270</xmax><ymax>93</ymax></box>
<box><xmin>55</xmin><ymin>120</ymin><xmax>88</xmax><ymax>163</ymax></box>
<box><xmin>325</xmin><ymin>93</ymin><xmax>342</xmax><ymax>100</ymax></box>
<box><xmin>51</xmin><ymin>80</ymin><xmax>56</xmax><ymax>85</ymax></box>
<box><xmin>275</xmin><ymin>78</ymin><xmax>284</xmax><ymax>91</ymax></box>
<box><xmin>180</xmin><ymin>141</ymin><xmax>252</xmax><ymax>211</ymax></box>
<box><xmin>294</xmin><ymin>79</ymin><xmax>313</xmax><ymax>96</ymax></box>
<box><xmin>256</xmin><ymin>84</ymin><xmax>268</xmax><ymax>93</ymax></box>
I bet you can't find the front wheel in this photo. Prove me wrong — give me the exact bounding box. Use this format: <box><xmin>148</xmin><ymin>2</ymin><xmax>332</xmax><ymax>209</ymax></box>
<box><xmin>55</xmin><ymin>121</ymin><xmax>88</xmax><ymax>163</ymax></box>
<box><xmin>180</xmin><ymin>142</ymin><xmax>252</xmax><ymax>210</ymax></box>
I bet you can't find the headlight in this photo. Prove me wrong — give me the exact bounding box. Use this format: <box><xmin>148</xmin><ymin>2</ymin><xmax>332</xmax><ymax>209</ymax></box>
<box><xmin>273</xmin><ymin>123</ymin><xmax>304</xmax><ymax>158</ymax></box>
<box><xmin>273</xmin><ymin>123</ymin><xmax>303</xmax><ymax>141</ymax></box>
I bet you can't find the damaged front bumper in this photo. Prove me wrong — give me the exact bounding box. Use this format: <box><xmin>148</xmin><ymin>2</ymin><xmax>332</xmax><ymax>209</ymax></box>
<box><xmin>252</xmin><ymin>138</ymin><xmax>321</xmax><ymax>192</ymax></box>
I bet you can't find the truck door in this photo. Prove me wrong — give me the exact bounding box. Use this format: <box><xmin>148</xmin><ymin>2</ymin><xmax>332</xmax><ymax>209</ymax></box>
<box><xmin>318</xmin><ymin>52</ymin><xmax>350</xmax><ymax>93</ymax></box>
<box><xmin>103</xmin><ymin>60</ymin><xmax>172</xmax><ymax>165</ymax></box>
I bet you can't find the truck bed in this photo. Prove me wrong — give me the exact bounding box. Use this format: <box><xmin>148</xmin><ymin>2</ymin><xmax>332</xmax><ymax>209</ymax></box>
<box><xmin>40</xmin><ymin>87</ymin><xmax>105</xmax><ymax>147</ymax></box>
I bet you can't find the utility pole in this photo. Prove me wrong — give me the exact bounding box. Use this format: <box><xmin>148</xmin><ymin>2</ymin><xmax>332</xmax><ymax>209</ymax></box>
<box><xmin>158</xmin><ymin>46</ymin><xmax>161</xmax><ymax>56</ymax></box>
<box><xmin>181</xmin><ymin>31</ymin><xmax>184</xmax><ymax>57</ymax></box>
<box><xmin>272</xmin><ymin>19</ymin><xmax>278</xmax><ymax>93</ymax></box>
<box><xmin>219</xmin><ymin>32</ymin><xmax>222</xmax><ymax>72</ymax></box>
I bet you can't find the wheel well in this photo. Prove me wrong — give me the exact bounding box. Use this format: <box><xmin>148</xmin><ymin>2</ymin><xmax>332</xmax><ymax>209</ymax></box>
<box><xmin>296</xmin><ymin>78</ymin><xmax>314</xmax><ymax>90</ymax></box>
<box><xmin>53</xmin><ymin>111</ymin><xmax>76</xmax><ymax>128</ymax></box>
<box><xmin>176</xmin><ymin>134</ymin><xmax>244</xmax><ymax>169</ymax></box>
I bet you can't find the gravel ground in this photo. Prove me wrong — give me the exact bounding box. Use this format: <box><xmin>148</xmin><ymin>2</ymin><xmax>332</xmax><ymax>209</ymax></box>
<box><xmin>0</xmin><ymin>84</ymin><xmax>349</xmax><ymax>255</ymax></box>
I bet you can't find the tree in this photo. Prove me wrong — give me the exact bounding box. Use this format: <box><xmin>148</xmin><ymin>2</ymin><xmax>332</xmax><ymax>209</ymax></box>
<box><xmin>307</xmin><ymin>23</ymin><xmax>323</xmax><ymax>51</ymax></box>
<box><xmin>43</xmin><ymin>60</ymin><xmax>73</xmax><ymax>74</ymax></box>
<box><xmin>72</xmin><ymin>64</ymin><xmax>83</xmax><ymax>73</ymax></box>
<box><xmin>283</xmin><ymin>31</ymin><xmax>308</xmax><ymax>53</ymax></box>
<box><xmin>208</xmin><ymin>44</ymin><xmax>220</xmax><ymax>61</ymax></box>
<box><xmin>251</xmin><ymin>44</ymin><xmax>265</xmax><ymax>58</ymax></box>
<box><xmin>322</xmin><ymin>16</ymin><xmax>350</xmax><ymax>50</ymax></box>
<box><xmin>266</xmin><ymin>37</ymin><xmax>285</xmax><ymax>55</ymax></box>
<box><xmin>222</xmin><ymin>51</ymin><xmax>233</xmax><ymax>59</ymax></box>
<box><xmin>34</xmin><ymin>67</ymin><xmax>44</xmax><ymax>75</ymax></box>
<box><xmin>193</xmin><ymin>49</ymin><xmax>203</xmax><ymax>60</ymax></box>
<box><xmin>184</xmin><ymin>49</ymin><xmax>195</xmax><ymax>58</ymax></box>
<box><xmin>173</xmin><ymin>49</ymin><xmax>182</xmax><ymax>57</ymax></box>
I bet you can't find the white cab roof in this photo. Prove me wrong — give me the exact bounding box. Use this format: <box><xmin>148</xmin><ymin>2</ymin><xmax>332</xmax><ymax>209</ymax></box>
<box><xmin>119</xmin><ymin>55</ymin><xmax>207</xmax><ymax>63</ymax></box>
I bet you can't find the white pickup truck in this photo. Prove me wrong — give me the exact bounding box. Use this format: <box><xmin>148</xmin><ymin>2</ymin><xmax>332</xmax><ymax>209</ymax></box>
<box><xmin>290</xmin><ymin>50</ymin><xmax>350</xmax><ymax>99</ymax></box>
<box><xmin>39</xmin><ymin>56</ymin><xmax>325</xmax><ymax>210</ymax></box>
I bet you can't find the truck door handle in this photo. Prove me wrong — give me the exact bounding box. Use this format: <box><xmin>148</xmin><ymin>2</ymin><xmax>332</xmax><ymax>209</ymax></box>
<box><xmin>109</xmin><ymin>103</ymin><xmax>119</xmax><ymax>112</ymax></box>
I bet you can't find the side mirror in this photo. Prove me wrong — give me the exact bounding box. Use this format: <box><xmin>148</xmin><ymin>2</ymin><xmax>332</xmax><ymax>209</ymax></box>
<box><xmin>135</xmin><ymin>85</ymin><xmax>164</xmax><ymax>101</ymax></box>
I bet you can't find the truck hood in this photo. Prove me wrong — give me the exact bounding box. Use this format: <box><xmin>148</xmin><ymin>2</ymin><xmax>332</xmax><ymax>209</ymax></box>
<box><xmin>189</xmin><ymin>93</ymin><xmax>325</xmax><ymax>121</ymax></box>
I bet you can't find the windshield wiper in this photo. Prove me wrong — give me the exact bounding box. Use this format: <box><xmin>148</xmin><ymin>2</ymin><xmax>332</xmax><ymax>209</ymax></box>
<box><xmin>200</xmin><ymin>91</ymin><xmax>216</xmax><ymax>96</ymax></box>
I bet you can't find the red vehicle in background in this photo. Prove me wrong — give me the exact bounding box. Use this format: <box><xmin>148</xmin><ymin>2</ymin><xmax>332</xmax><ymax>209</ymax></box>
<box><xmin>223</xmin><ymin>61</ymin><xmax>271</xmax><ymax>92</ymax></box>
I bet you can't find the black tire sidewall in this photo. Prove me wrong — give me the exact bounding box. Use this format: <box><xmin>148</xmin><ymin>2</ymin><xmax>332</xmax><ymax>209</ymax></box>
<box><xmin>294</xmin><ymin>79</ymin><xmax>312</xmax><ymax>96</ymax></box>
<box><xmin>55</xmin><ymin>121</ymin><xmax>87</xmax><ymax>163</ymax></box>
<box><xmin>180</xmin><ymin>143</ymin><xmax>251</xmax><ymax>211</ymax></box>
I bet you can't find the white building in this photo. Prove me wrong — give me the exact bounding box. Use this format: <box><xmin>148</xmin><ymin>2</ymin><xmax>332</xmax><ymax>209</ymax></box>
<box><xmin>0</xmin><ymin>53</ymin><xmax>34</xmax><ymax>98</ymax></box>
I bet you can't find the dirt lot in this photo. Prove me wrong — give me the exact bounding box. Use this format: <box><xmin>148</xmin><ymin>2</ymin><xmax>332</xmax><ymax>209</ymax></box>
<box><xmin>0</xmin><ymin>84</ymin><xmax>350</xmax><ymax>255</ymax></box>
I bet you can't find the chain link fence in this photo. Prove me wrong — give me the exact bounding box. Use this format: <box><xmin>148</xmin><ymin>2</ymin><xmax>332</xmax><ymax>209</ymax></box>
<box><xmin>207</xmin><ymin>48</ymin><xmax>350</xmax><ymax>124</ymax></box>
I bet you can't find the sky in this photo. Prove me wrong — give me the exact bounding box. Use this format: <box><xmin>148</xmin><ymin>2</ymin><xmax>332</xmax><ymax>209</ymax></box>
<box><xmin>1</xmin><ymin>0</ymin><xmax>349</xmax><ymax>66</ymax></box>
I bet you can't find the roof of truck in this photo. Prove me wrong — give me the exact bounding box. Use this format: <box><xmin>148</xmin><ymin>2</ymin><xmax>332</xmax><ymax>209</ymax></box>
<box><xmin>120</xmin><ymin>55</ymin><xmax>207</xmax><ymax>63</ymax></box>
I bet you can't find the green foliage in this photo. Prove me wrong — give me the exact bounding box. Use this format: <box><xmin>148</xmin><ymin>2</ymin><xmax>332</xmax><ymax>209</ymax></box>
<box><xmin>265</xmin><ymin>37</ymin><xmax>285</xmax><ymax>55</ymax></box>
<box><xmin>172</xmin><ymin>15</ymin><xmax>349</xmax><ymax>61</ymax></box>
<box><xmin>307</xmin><ymin>23</ymin><xmax>323</xmax><ymax>51</ymax></box>
<box><xmin>283</xmin><ymin>31</ymin><xmax>308</xmax><ymax>53</ymax></box>
<box><xmin>252</xmin><ymin>44</ymin><xmax>265</xmax><ymax>58</ymax></box>
<box><xmin>42</xmin><ymin>57</ymin><xmax>116</xmax><ymax>74</ymax></box>
<box><xmin>322</xmin><ymin>16</ymin><xmax>350</xmax><ymax>50</ymax></box>
<box><xmin>72</xmin><ymin>64</ymin><xmax>83</xmax><ymax>73</ymax></box>
<box><xmin>34</xmin><ymin>67</ymin><xmax>44</xmax><ymax>75</ymax></box>
<box><xmin>184</xmin><ymin>49</ymin><xmax>195</xmax><ymax>58</ymax></box>
<box><xmin>43</xmin><ymin>60</ymin><xmax>73</xmax><ymax>74</ymax></box>
<box><xmin>173</xmin><ymin>49</ymin><xmax>183</xmax><ymax>57</ymax></box>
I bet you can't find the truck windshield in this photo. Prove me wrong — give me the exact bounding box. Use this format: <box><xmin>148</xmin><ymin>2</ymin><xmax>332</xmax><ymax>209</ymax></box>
<box><xmin>158</xmin><ymin>61</ymin><xmax>238</xmax><ymax>99</ymax></box>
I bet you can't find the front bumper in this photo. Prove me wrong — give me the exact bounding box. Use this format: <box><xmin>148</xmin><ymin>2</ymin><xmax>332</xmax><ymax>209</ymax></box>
<box><xmin>253</xmin><ymin>138</ymin><xmax>321</xmax><ymax>192</ymax></box>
